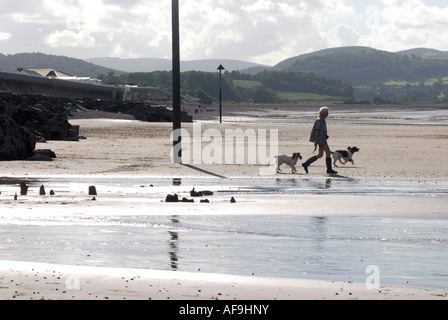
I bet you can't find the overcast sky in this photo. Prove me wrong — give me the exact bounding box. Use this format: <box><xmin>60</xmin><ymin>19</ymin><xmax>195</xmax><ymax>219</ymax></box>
<box><xmin>1</xmin><ymin>0</ymin><xmax>448</xmax><ymax>66</ymax></box>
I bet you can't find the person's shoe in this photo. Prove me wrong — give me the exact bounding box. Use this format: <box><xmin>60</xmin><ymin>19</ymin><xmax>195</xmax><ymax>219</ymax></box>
<box><xmin>302</xmin><ymin>156</ymin><xmax>318</xmax><ymax>174</ymax></box>
<box><xmin>326</xmin><ymin>158</ymin><xmax>338</xmax><ymax>174</ymax></box>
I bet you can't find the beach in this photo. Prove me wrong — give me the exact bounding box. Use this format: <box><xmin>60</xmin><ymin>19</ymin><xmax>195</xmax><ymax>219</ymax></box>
<box><xmin>1</xmin><ymin>104</ymin><xmax>448</xmax><ymax>300</ymax></box>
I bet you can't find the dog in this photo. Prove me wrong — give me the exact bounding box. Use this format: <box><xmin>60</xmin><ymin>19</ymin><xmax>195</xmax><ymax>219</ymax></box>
<box><xmin>332</xmin><ymin>146</ymin><xmax>360</xmax><ymax>167</ymax></box>
<box><xmin>276</xmin><ymin>152</ymin><xmax>302</xmax><ymax>173</ymax></box>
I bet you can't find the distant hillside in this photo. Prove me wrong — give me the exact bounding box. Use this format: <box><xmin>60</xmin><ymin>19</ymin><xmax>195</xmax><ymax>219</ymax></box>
<box><xmin>85</xmin><ymin>57</ymin><xmax>270</xmax><ymax>73</ymax></box>
<box><xmin>397</xmin><ymin>48</ymin><xmax>448</xmax><ymax>60</ymax></box>
<box><xmin>273</xmin><ymin>46</ymin><xmax>448</xmax><ymax>85</ymax></box>
<box><xmin>0</xmin><ymin>52</ymin><xmax>124</xmax><ymax>78</ymax></box>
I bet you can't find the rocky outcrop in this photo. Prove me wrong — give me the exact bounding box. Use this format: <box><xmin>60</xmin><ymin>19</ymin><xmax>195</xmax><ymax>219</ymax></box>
<box><xmin>0</xmin><ymin>92</ymin><xmax>76</xmax><ymax>161</ymax></box>
<box><xmin>1</xmin><ymin>92</ymin><xmax>76</xmax><ymax>141</ymax></box>
<box><xmin>0</xmin><ymin>91</ymin><xmax>193</xmax><ymax>160</ymax></box>
<box><xmin>0</xmin><ymin>115</ymin><xmax>38</xmax><ymax>160</ymax></box>
<box><xmin>77</xmin><ymin>98</ymin><xmax>193</xmax><ymax>122</ymax></box>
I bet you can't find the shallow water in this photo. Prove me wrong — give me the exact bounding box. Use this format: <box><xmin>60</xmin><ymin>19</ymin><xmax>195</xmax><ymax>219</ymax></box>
<box><xmin>0</xmin><ymin>214</ymin><xmax>447</xmax><ymax>287</ymax></box>
<box><xmin>223</xmin><ymin>107</ymin><xmax>448</xmax><ymax>126</ymax></box>
<box><xmin>1</xmin><ymin>176</ymin><xmax>448</xmax><ymax>287</ymax></box>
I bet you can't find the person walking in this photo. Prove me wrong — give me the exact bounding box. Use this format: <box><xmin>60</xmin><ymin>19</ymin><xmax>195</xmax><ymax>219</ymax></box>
<box><xmin>302</xmin><ymin>106</ymin><xmax>338</xmax><ymax>174</ymax></box>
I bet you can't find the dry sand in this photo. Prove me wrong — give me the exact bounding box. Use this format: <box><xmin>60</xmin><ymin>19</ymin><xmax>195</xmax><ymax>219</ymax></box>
<box><xmin>1</xmin><ymin>117</ymin><xmax>448</xmax><ymax>180</ymax></box>
<box><xmin>1</xmin><ymin>107</ymin><xmax>448</xmax><ymax>301</ymax></box>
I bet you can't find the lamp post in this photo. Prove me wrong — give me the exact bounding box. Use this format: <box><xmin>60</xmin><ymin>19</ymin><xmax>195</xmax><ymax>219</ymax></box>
<box><xmin>217</xmin><ymin>64</ymin><xmax>225</xmax><ymax>123</ymax></box>
<box><xmin>172</xmin><ymin>0</ymin><xmax>181</xmax><ymax>164</ymax></box>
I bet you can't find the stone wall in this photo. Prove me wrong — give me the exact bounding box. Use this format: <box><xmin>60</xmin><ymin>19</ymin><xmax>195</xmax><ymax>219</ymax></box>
<box><xmin>0</xmin><ymin>71</ymin><xmax>174</xmax><ymax>103</ymax></box>
<box><xmin>0</xmin><ymin>71</ymin><xmax>120</xmax><ymax>100</ymax></box>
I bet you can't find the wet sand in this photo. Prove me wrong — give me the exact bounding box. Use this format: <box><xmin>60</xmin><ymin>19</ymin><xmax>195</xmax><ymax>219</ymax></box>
<box><xmin>1</xmin><ymin>106</ymin><xmax>448</xmax><ymax>300</ymax></box>
<box><xmin>1</xmin><ymin>260</ymin><xmax>447</xmax><ymax>300</ymax></box>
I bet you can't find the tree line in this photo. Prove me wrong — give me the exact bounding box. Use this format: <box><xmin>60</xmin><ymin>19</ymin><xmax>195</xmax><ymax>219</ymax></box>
<box><xmin>99</xmin><ymin>69</ymin><xmax>353</xmax><ymax>104</ymax></box>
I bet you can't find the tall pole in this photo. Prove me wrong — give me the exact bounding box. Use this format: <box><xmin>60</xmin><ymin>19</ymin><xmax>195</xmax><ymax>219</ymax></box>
<box><xmin>219</xmin><ymin>69</ymin><xmax>222</xmax><ymax>124</ymax></box>
<box><xmin>217</xmin><ymin>64</ymin><xmax>225</xmax><ymax>124</ymax></box>
<box><xmin>172</xmin><ymin>0</ymin><xmax>181</xmax><ymax>163</ymax></box>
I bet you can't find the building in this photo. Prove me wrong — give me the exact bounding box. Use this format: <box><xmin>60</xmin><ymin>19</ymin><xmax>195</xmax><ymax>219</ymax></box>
<box><xmin>17</xmin><ymin>68</ymin><xmax>101</xmax><ymax>84</ymax></box>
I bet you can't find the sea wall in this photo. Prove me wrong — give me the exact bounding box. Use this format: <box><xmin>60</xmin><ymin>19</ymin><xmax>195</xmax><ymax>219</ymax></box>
<box><xmin>0</xmin><ymin>71</ymin><xmax>173</xmax><ymax>102</ymax></box>
<box><xmin>0</xmin><ymin>71</ymin><xmax>120</xmax><ymax>100</ymax></box>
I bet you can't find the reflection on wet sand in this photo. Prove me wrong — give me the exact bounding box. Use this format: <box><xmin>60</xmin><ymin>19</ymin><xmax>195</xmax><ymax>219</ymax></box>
<box><xmin>168</xmin><ymin>216</ymin><xmax>180</xmax><ymax>270</ymax></box>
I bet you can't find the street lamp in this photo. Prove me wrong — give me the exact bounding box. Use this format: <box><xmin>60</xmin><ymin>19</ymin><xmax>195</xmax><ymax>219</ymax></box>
<box><xmin>217</xmin><ymin>64</ymin><xmax>225</xmax><ymax>124</ymax></box>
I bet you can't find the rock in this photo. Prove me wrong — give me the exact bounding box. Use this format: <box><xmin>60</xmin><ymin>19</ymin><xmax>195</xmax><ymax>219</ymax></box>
<box><xmin>230</xmin><ymin>197</ymin><xmax>236</xmax><ymax>203</ymax></box>
<box><xmin>165</xmin><ymin>194</ymin><xmax>179</xmax><ymax>202</ymax></box>
<box><xmin>27</xmin><ymin>149</ymin><xmax>57</xmax><ymax>161</ymax></box>
<box><xmin>190</xmin><ymin>188</ymin><xmax>214</xmax><ymax>197</ymax></box>
<box><xmin>182</xmin><ymin>197</ymin><xmax>194</xmax><ymax>203</ymax></box>
<box><xmin>190</xmin><ymin>188</ymin><xmax>202</xmax><ymax>197</ymax></box>
<box><xmin>88</xmin><ymin>186</ymin><xmax>97</xmax><ymax>196</ymax></box>
<box><xmin>1</xmin><ymin>92</ymin><xmax>76</xmax><ymax>141</ymax></box>
<box><xmin>0</xmin><ymin>115</ymin><xmax>38</xmax><ymax>160</ymax></box>
<box><xmin>200</xmin><ymin>199</ymin><xmax>210</xmax><ymax>203</ymax></box>
<box><xmin>80</xmin><ymin>99</ymin><xmax>193</xmax><ymax>123</ymax></box>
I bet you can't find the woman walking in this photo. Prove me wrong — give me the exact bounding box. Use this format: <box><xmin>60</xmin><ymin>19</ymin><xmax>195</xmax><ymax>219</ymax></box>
<box><xmin>302</xmin><ymin>106</ymin><xmax>338</xmax><ymax>175</ymax></box>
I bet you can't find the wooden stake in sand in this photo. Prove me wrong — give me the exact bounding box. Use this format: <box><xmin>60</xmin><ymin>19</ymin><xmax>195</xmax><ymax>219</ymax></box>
<box><xmin>20</xmin><ymin>182</ymin><xmax>28</xmax><ymax>195</ymax></box>
<box><xmin>88</xmin><ymin>185</ymin><xmax>97</xmax><ymax>196</ymax></box>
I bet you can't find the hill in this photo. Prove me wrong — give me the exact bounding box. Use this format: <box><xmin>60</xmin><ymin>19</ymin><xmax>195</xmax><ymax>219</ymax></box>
<box><xmin>0</xmin><ymin>52</ymin><xmax>123</xmax><ymax>78</ymax></box>
<box><xmin>397</xmin><ymin>48</ymin><xmax>448</xmax><ymax>59</ymax></box>
<box><xmin>85</xmin><ymin>57</ymin><xmax>269</xmax><ymax>73</ymax></box>
<box><xmin>273</xmin><ymin>46</ymin><xmax>448</xmax><ymax>85</ymax></box>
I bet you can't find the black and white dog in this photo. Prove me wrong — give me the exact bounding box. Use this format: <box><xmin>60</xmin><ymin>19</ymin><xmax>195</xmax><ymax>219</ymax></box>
<box><xmin>276</xmin><ymin>152</ymin><xmax>302</xmax><ymax>173</ymax></box>
<box><xmin>332</xmin><ymin>146</ymin><xmax>360</xmax><ymax>167</ymax></box>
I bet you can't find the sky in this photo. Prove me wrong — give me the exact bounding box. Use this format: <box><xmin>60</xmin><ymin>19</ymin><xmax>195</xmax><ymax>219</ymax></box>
<box><xmin>1</xmin><ymin>0</ymin><xmax>448</xmax><ymax>66</ymax></box>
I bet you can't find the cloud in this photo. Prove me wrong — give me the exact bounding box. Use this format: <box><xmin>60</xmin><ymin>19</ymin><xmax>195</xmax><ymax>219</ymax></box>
<box><xmin>326</xmin><ymin>24</ymin><xmax>360</xmax><ymax>48</ymax></box>
<box><xmin>45</xmin><ymin>30</ymin><xmax>95</xmax><ymax>48</ymax></box>
<box><xmin>176</xmin><ymin>0</ymin><xmax>357</xmax><ymax>65</ymax></box>
<box><xmin>359</xmin><ymin>0</ymin><xmax>448</xmax><ymax>51</ymax></box>
<box><xmin>0</xmin><ymin>31</ymin><xmax>12</xmax><ymax>41</ymax></box>
<box><xmin>2</xmin><ymin>0</ymin><xmax>448</xmax><ymax>65</ymax></box>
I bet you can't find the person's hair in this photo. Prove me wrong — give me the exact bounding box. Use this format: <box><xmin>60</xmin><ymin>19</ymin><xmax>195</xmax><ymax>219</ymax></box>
<box><xmin>319</xmin><ymin>106</ymin><xmax>329</xmax><ymax>115</ymax></box>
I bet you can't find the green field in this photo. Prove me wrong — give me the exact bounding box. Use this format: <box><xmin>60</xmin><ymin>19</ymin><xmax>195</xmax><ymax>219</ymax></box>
<box><xmin>233</xmin><ymin>79</ymin><xmax>263</xmax><ymax>88</ymax></box>
<box><xmin>385</xmin><ymin>77</ymin><xmax>448</xmax><ymax>86</ymax></box>
<box><xmin>278</xmin><ymin>92</ymin><xmax>345</xmax><ymax>101</ymax></box>
<box><xmin>233</xmin><ymin>80</ymin><xmax>345</xmax><ymax>101</ymax></box>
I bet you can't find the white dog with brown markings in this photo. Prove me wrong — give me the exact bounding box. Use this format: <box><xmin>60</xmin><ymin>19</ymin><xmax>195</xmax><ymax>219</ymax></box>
<box><xmin>332</xmin><ymin>146</ymin><xmax>360</xmax><ymax>167</ymax></box>
<box><xmin>276</xmin><ymin>152</ymin><xmax>302</xmax><ymax>173</ymax></box>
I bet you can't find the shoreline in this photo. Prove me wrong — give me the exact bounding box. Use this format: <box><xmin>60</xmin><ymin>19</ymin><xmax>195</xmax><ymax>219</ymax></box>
<box><xmin>1</xmin><ymin>260</ymin><xmax>447</xmax><ymax>300</ymax></box>
<box><xmin>1</xmin><ymin>175</ymin><xmax>447</xmax><ymax>219</ymax></box>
